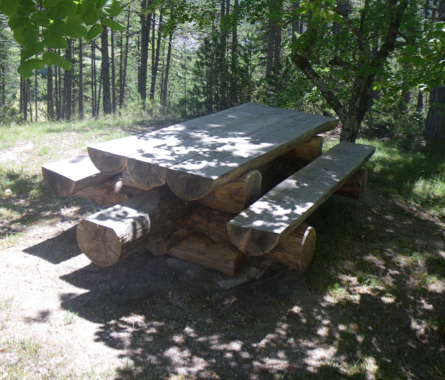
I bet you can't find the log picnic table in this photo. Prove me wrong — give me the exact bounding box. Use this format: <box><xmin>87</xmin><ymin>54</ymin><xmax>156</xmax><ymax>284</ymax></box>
<box><xmin>42</xmin><ymin>103</ymin><xmax>375</xmax><ymax>276</ymax></box>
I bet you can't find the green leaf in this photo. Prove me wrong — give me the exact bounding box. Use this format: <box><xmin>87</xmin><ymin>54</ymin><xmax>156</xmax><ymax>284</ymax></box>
<box><xmin>17</xmin><ymin>58</ymin><xmax>44</xmax><ymax>78</ymax></box>
<box><xmin>0</xmin><ymin>0</ymin><xmax>18</xmax><ymax>16</ymax></box>
<box><xmin>30</xmin><ymin>12</ymin><xmax>50</xmax><ymax>26</ymax></box>
<box><xmin>435</xmin><ymin>22</ymin><xmax>445</xmax><ymax>30</ymax></box>
<box><xmin>82</xmin><ymin>9</ymin><xmax>103</xmax><ymax>25</ymax></box>
<box><xmin>411</xmin><ymin>56</ymin><xmax>426</xmax><ymax>67</ymax></box>
<box><xmin>42</xmin><ymin>51</ymin><xmax>72</xmax><ymax>70</ymax></box>
<box><xmin>81</xmin><ymin>0</ymin><xmax>98</xmax><ymax>12</ymax></box>
<box><xmin>46</xmin><ymin>21</ymin><xmax>67</xmax><ymax>36</ymax></box>
<box><xmin>65</xmin><ymin>17</ymin><xmax>88</xmax><ymax>38</ymax></box>
<box><xmin>404</xmin><ymin>45</ymin><xmax>418</xmax><ymax>54</ymax></box>
<box><xmin>102</xmin><ymin>0</ymin><xmax>121</xmax><ymax>17</ymax></box>
<box><xmin>16</xmin><ymin>0</ymin><xmax>35</xmax><ymax>6</ymax></box>
<box><xmin>102</xmin><ymin>18</ymin><xmax>125</xmax><ymax>31</ymax></box>
<box><xmin>86</xmin><ymin>23</ymin><xmax>102</xmax><ymax>41</ymax></box>
<box><xmin>43</xmin><ymin>35</ymin><xmax>68</xmax><ymax>49</ymax></box>
<box><xmin>398</xmin><ymin>55</ymin><xmax>411</xmax><ymax>64</ymax></box>
<box><xmin>21</xmin><ymin>42</ymin><xmax>44</xmax><ymax>60</ymax></box>
<box><xmin>8</xmin><ymin>13</ymin><xmax>28</xmax><ymax>29</ymax></box>
<box><xmin>47</xmin><ymin>0</ymin><xmax>77</xmax><ymax>21</ymax></box>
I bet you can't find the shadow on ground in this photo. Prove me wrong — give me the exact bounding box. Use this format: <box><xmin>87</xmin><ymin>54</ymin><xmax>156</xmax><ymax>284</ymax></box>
<box><xmin>50</xmin><ymin>191</ymin><xmax>445</xmax><ymax>380</ymax></box>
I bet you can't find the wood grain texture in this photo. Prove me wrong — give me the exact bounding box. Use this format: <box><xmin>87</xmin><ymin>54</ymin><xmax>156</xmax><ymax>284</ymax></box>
<box><xmin>42</xmin><ymin>155</ymin><xmax>111</xmax><ymax>196</ymax></box>
<box><xmin>334</xmin><ymin>169</ymin><xmax>368</xmax><ymax>201</ymax></box>
<box><xmin>125</xmin><ymin>104</ymin><xmax>300</xmax><ymax>190</ymax></box>
<box><xmin>77</xmin><ymin>186</ymin><xmax>194</xmax><ymax>266</ymax></box>
<box><xmin>197</xmin><ymin>170</ymin><xmax>262</xmax><ymax>214</ymax></box>
<box><xmin>166</xmin><ymin>114</ymin><xmax>337</xmax><ymax>200</ymax></box>
<box><xmin>227</xmin><ymin>142</ymin><xmax>376</xmax><ymax>256</ymax></box>
<box><xmin>264</xmin><ymin>223</ymin><xmax>316</xmax><ymax>271</ymax></box>
<box><xmin>88</xmin><ymin>103</ymin><xmax>265</xmax><ymax>175</ymax></box>
<box><xmin>167</xmin><ymin>235</ymin><xmax>249</xmax><ymax>276</ymax></box>
<box><xmin>75</xmin><ymin>176</ymin><xmax>146</xmax><ymax>206</ymax></box>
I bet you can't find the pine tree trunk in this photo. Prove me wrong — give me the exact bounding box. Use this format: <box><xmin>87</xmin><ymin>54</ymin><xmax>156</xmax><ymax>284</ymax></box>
<box><xmin>161</xmin><ymin>29</ymin><xmax>173</xmax><ymax>109</ymax></box>
<box><xmin>150</xmin><ymin>12</ymin><xmax>163</xmax><ymax>101</ymax></box>
<box><xmin>34</xmin><ymin>68</ymin><xmax>38</xmax><ymax>121</ymax></box>
<box><xmin>111</xmin><ymin>26</ymin><xmax>116</xmax><ymax>113</ymax></box>
<box><xmin>63</xmin><ymin>39</ymin><xmax>72</xmax><ymax>120</ymax></box>
<box><xmin>91</xmin><ymin>40</ymin><xmax>96</xmax><ymax>118</ymax></box>
<box><xmin>138</xmin><ymin>1</ymin><xmax>152</xmax><ymax>105</ymax></box>
<box><xmin>79</xmin><ymin>39</ymin><xmax>84</xmax><ymax>119</ymax></box>
<box><xmin>101</xmin><ymin>25</ymin><xmax>111</xmax><ymax>114</ymax></box>
<box><xmin>120</xmin><ymin>9</ymin><xmax>131</xmax><ymax>109</ymax></box>
<box><xmin>47</xmin><ymin>66</ymin><xmax>54</xmax><ymax>120</ymax></box>
<box><xmin>229</xmin><ymin>0</ymin><xmax>238</xmax><ymax>107</ymax></box>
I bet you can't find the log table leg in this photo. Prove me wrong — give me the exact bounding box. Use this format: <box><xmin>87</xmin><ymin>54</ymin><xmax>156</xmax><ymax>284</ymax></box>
<box><xmin>77</xmin><ymin>186</ymin><xmax>194</xmax><ymax>266</ymax></box>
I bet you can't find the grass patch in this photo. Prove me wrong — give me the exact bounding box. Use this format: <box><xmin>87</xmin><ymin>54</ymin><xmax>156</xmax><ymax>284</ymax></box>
<box><xmin>356</xmin><ymin>135</ymin><xmax>445</xmax><ymax>217</ymax></box>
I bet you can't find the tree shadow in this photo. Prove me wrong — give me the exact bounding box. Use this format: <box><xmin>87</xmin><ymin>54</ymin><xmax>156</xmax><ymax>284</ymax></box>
<box><xmin>55</xmin><ymin>192</ymin><xmax>445</xmax><ymax>379</ymax></box>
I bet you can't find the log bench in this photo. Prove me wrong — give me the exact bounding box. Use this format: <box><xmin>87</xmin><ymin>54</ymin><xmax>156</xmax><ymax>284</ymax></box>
<box><xmin>227</xmin><ymin>142</ymin><xmax>376</xmax><ymax>256</ymax></box>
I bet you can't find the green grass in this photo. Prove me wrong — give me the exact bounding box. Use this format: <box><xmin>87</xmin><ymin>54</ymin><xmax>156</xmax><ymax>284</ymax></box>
<box><xmin>357</xmin><ymin>136</ymin><xmax>445</xmax><ymax>217</ymax></box>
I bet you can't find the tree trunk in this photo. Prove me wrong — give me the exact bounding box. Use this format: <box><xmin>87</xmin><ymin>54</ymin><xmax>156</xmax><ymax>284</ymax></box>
<box><xmin>101</xmin><ymin>25</ymin><xmax>111</xmax><ymax>114</ymax></box>
<box><xmin>161</xmin><ymin>29</ymin><xmax>173</xmax><ymax>109</ymax></box>
<box><xmin>91</xmin><ymin>40</ymin><xmax>96</xmax><ymax>118</ymax></box>
<box><xmin>47</xmin><ymin>66</ymin><xmax>54</xmax><ymax>120</ymax></box>
<box><xmin>79</xmin><ymin>39</ymin><xmax>84</xmax><ymax>119</ymax></box>
<box><xmin>63</xmin><ymin>39</ymin><xmax>72</xmax><ymax>120</ymax></box>
<box><xmin>111</xmin><ymin>25</ymin><xmax>116</xmax><ymax>113</ymax></box>
<box><xmin>120</xmin><ymin>9</ymin><xmax>131</xmax><ymax>109</ymax></box>
<box><xmin>150</xmin><ymin>12</ymin><xmax>163</xmax><ymax>101</ymax></box>
<box><xmin>138</xmin><ymin>1</ymin><xmax>152</xmax><ymax>105</ymax></box>
<box><xmin>424</xmin><ymin>86</ymin><xmax>445</xmax><ymax>140</ymax></box>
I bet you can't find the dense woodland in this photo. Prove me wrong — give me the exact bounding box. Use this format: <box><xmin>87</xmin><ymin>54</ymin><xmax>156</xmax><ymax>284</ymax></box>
<box><xmin>0</xmin><ymin>0</ymin><xmax>444</xmax><ymax>141</ymax></box>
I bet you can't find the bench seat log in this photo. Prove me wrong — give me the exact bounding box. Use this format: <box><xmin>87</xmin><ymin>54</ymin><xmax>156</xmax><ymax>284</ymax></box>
<box><xmin>227</xmin><ymin>142</ymin><xmax>376</xmax><ymax>256</ymax></box>
<box><xmin>77</xmin><ymin>186</ymin><xmax>194</xmax><ymax>266</ymax></box>
<box><xmin>42</xmin><ymin>155</ymin><xmax>111</xmax><ymax>197</ymax></box>
<box><xmin>75</xmin><ymin>176</ymin><xmax>147</xmax><ymax>206</ymax></box>
<box><xmin>87</xmin><ymin>103</ymin><xmax>267</xmax><ymax>175</ymax></box>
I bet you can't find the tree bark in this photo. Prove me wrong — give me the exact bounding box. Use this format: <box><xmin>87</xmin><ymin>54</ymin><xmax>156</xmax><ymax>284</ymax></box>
<box><xmin>47</xmin><ymin>65</ymin><xmax>54</xmax><ymax>120</ymax></box>
<box><xmin>101</xmin><ymin>25</ymin><xmax>111</xmax><ymax>114</ymax></box>
<box><xmin>138</xmin><ymin>1</ymin><xmax>152</xmax><ymax>105</ymax></box>
<box><xmin>150</xmin><ymin>12</ymin><xmax>163</xmax><ymax>101</ymax></box>
<box><xmin>78</xmin><ymin>39</ymin><xmax>84</xmax><ymax>119</ymax></box>
<box><xmin>63</xmin><ymin>39</ymin><xmax>72</xmax><ymax>120</ymax></box>
<box><xmin>425</xmin><ymin>86</ymin><xmax>445</xmax><ymax>140</ymax></box>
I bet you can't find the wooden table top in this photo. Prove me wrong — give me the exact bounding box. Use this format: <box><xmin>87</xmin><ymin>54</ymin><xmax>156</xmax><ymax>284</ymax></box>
<box><xmin>88</xmin><ymin>103</ymin><xmax>338</xmax><ymax>200</ymax></box>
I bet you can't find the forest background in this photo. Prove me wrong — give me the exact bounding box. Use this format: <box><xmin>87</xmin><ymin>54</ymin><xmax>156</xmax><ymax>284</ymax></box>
<box><xmin>0</xmin><ymin>0</ymin><xmax>444</xmax><ymax>142</ymax></box>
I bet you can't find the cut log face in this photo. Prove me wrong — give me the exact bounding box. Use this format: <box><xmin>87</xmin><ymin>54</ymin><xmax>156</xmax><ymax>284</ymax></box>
<box><xmin>42</xmin><ymin>155</ymin><xmax>111</xmax><ymax>197</ymax></box>
<box><xmin>264</xmin><ymin>224</ymin><xmax>316</xmax><ymax>271</ymax></box>
<box><xmin>75</xmin><ymin>176</ymin><xmax>146</xmax><ymax>206</ymax></box>
<box><xmin>77</xmin><ymin>186</ymin><xmax>194</xmax><ymax>266</ymax></box>
<box><xmin>334</xmin><ymin>169</ymin><xmax>368</xmax><ymax>201</ymax></box>
<box><xmin>227</xmin><ymin>142</ymin><xmax>376</xmax><ymax>256</ymax></box>
<box><xmin>166</xmin><ymin>115</ymin><xmax>337</xmax><ymax>201</ymax></box>
<box><xmin>167</xmin><ymin>235</ymin><xmax>249</xmax><ymax>276</ymax></box>
<box><xmin>197</xmin><ymin>170</ymin><xmax>262</xmax><ymax>214</ymax></box>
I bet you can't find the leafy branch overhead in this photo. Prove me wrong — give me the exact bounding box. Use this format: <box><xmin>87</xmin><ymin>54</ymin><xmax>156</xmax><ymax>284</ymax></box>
<box><xmin>0</xmin><ymin>0</ymin><xmax>124</xmax><ymax>77</ymax></box>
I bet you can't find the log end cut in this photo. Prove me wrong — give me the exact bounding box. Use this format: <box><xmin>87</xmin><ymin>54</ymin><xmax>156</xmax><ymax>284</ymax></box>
<box><xmin>77</xmin><ymin>220</ymin><xmax>122</xmax><ymax>266</ymax></box>
<box><xmin>88</xmin><ymin>146</ymin><xmax>127</xmax><ymax>175</ymax></box>
<box><xmin>227</xmin><ymin>224</ymin><xmax>279</xmax><ymax>256</ymax></box>
<box><xmin>42</xmin><ymin>167</ymin><xmax>75</xmax><ymax>197</ymax></box>
<box><xmin>166</xmin><ymin>170</ymin><xmax>215</xmax><ymax>201</ymax></box>
<box><xmin>126</xmin><ymin>158</ymin><xmax>167</xmax><ymax>190</ymax></box>
<box><xmin>265</xmin><ymin>224</ymin><xmax>316</xmax><ymax>271</ymax></box>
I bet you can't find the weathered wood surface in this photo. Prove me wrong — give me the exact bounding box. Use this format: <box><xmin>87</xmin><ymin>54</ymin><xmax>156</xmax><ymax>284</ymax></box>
<box><xmin>125</xmin><ymin>104</ymin><xmax>304</xmax><ymax>190</ymax></box>
<box><xmin>167</xmin><ymin>235</ymin><xmax>249</xmax><ymax>276</ymax></box>
<box><xmin>264</xmin><ymin>224</ymin><xmax>316</xmax><ymax>271</ymax></box>
<box><xmin>77</xmin><ymin>186</ymin><xmax>194</xmax><ymax>266</ymax></box>
<box><xmin>42</xmin><ymin>155</ymin><xmax>111</xmax><ymax>197</ymax></box>
<box><xmin>75</xmin><ymin>176</ymin><xmax>146</xmax><ymax>206</ymax></box>
<box><xmin>167</xmin><ymin>114</ymin><xmax>337</xmax><ymax>200</ymax></box>
<box><xmin>197</xmin><ymin>170</ymin><xmax>262</xmax><ymax>214</ymax></box>
<box><xmin>87</xmin><ymin>103</ymin><xmax>337</xmax><ymax>199</ymax></box>
<box><xmin>227</xmin><ymin>142</ymin><xmax>376</xmax><ymax>256</ymax></box>
<box><xmin>88</xmin><ymin>103</ymin><xmax>266</xmax><ymax>175</ymax></box>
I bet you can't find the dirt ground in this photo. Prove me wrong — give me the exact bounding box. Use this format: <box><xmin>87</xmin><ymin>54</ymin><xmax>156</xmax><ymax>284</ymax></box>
<box><xmin>1</xmin><ymin>139</ymin><xmax>445</xmax><ymax>379</ymax></box>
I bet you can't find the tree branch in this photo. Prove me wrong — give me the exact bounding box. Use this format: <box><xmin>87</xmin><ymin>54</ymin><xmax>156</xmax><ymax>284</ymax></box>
<box><xmin>292</xmin><ymin>53</ymin><xmax>345</xmax><ymax>119</ymax></box>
